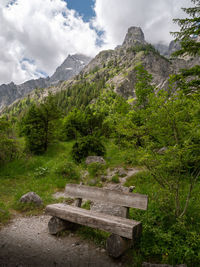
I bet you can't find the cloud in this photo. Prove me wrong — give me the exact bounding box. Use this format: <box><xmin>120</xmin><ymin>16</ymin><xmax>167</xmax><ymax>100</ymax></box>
<box><xmin>93</xmin><ymin>0</ymin><xmax>192</xmax><ymax>48</ymax></box>
<box><xmin>0</xmin><ymin>0</ymin><xmax>192</xmax><ymax>85</ymax></box>
<box><xmin>0</xmin><ymin>0</ymin><xmax>99</xmax><ymax>84</ymax></box>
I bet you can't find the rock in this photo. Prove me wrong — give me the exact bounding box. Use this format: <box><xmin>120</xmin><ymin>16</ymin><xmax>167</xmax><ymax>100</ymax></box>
<box><xmin>88</xmin><ymin>179</ymin><xmax>97</xmax><ymax>186</ymax></box>
<box><xmin>116</xmin><ymin>168</ymin><xmax>127</xmax><ymax>177</ymax></box>
<box><xmin>85</xmin><ymin>156</ymin><xmax>106</xmax><ymax>165</ymax></box>
<box><xmin>129</xmin><ymin>186</ymin><xmax>135</xmax><ymax>192</ymax></box>
<box><xmin>100</xmin><ymin>175</ymin><xmax>107</xmax><ymax>182</ymax></box>
<box><xmin>19</xmin><ymin>192</ymin><xmax>43</xmax><ymax>206</ymax></box>
<box><xmin>122</xmin><ymin>26</ymin><xmax>146</xmax><ymax>47</ymax></box>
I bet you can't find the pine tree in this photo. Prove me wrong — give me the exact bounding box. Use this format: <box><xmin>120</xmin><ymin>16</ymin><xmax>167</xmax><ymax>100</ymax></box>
<box><xmin>22</xmin><ymin>94</ymin><xmax>60</xmax><ymax>154</ymax></box>
<box><xmin>172</xmin><ymin>0</ymin><xmax>200</xmax><ymax>57</ymax></box>
<box><xmin>171</xmin><ymin>0</ymin><xmax>200</xmax><ymax>94</ymax></box>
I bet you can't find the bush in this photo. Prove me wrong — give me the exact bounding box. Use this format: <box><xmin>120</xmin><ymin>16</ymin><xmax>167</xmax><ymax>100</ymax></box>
<box><xmin>71</xmin><ymin>135</ymin><xmax>106</xmax><ymax>163</ymax></box>
<box><xmin>111</xmin><ymin>174</ymin><xmax>120</xmax><ymax>183</ymax></box>
<box><xmin>55</xmin><ymin>162</ymin><xmax>80</xmax><ymax>181</ymax></box>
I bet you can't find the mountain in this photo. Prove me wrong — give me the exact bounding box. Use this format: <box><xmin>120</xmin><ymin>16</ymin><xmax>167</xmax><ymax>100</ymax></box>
<box><xmin>49</xmin><ymin>54</ymin><xmax>91</xmax><ymax>85</ymax></box>
<box><xmin>2</xmin><ymin>26</ymin><xmax>199</xmax><ymax>115</ymax></box>
<box><xmin>0</xmin><ymin>54</ymin><xmax>91</xmax><ymax>112</ymax></box>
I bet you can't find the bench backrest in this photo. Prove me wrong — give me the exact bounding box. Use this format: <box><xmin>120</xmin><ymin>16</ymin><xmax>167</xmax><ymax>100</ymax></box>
<box><xmin>65</xmin><ymin>184</ymin><xmax>148</xmax><ymax>210</ymax></box>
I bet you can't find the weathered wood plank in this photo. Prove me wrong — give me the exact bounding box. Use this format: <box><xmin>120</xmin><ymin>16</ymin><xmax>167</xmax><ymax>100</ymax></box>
<box><xmin>65</xmin><ymin>184</ymin><xmax>148</xmax><ymax>210</ymax></box>
<box><xmin>45</xmin><ymin>203</ymin><xmax>141</xmax><ymax>239</ymax></box>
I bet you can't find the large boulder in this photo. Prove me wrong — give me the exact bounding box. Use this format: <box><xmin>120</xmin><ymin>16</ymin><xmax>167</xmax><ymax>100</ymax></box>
<box><xmin>20</xmin><ymin>192</ymin><xmax>43</xmax><ymax>206</ymax></box>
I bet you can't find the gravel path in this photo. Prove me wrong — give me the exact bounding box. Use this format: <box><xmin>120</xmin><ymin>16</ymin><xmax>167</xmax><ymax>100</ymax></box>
<box><xmin>0</xmin><ymin>215</ymin><xmax>123</xmax><ymax>267</ymax></box>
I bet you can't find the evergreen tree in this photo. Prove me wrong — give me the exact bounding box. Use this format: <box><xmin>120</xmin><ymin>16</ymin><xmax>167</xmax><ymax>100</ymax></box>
<box><xmin>22</xmin><ymin>95</ymin><xmax>60</xmax><ymax>154</ymax></box>
<box><xmin>171</xmin><ymin>0</ymin><xmax>200</xmax><ymax>94</ymax></box>
<box><xmin>172</xmin><ymin>0</ymin><xmax>200</xmax><ymax>57</ymax></box>
<box><xmin>134</xmin><ymin>64</ymin><xmax>154</xmax><ymax>108</ymax></box>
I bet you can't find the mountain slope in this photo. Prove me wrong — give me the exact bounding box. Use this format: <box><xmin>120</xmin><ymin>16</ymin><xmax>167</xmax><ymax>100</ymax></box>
<box><xmin>0</xmin><ymin>54</ymin><xmax>91</xmax><ymax>112</ymax></box>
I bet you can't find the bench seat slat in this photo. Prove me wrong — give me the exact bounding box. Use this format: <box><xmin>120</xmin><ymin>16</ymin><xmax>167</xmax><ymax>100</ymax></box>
<box><xmin>46</xmin><ymin>203</ymin><xmax>141</xmax><ymax>239</ymax></box>
<box><xmin>65</xmin><ymin>184</ymin><xmax>148</xmax><ymax>210</ymax></box>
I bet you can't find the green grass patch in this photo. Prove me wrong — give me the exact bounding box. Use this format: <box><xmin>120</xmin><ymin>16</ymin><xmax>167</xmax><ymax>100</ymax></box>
<box><xmin>0</xmin><ymin>141</ymin><xmax>81</xmax><ymax>222</ymax></box>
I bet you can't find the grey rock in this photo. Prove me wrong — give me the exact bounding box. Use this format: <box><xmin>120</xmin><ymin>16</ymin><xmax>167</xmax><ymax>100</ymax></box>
<box><xmin>129</xmin><ymin>186</ymin><xmax>135</xmax><ymax>192</ymax></box>
<box><xmin>168</xmin><ymin>40</ymin><xmax>181</xmax><ymax>56</ymax></box>
<box><xmin>85</xmin><ymin>156</ymin><xmax>106</xmax><ymax>165</ymax></box>
<box><xmin>20</xmin><ymin>192</ymin><xmax>42</xmax><ymax>206</ymax></box>
<box><xmin>88</xmin><ymin>179</ymin><xmax>97</xmax><ymax>186</ymax></box>
<box><xmin>116</xmin><ymin>168</ymin><xmax>127</xmax><ymax>177</ymax></box>
<box><xmin>100</xmin><ymin>175</ymin><xmax>107</xmax><ymax>182</ymax></box>
<box><xmin>122</xmin><ymin>26</ymin><xmax>146</xmax><ymax>47</ymax></box>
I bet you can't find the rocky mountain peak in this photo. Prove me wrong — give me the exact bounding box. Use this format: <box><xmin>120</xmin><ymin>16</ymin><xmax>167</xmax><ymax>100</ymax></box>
<box><xmin>122</xmin><ymin>26</ymin><xmax>146</xmax><ymax>47</ymax></box>
<box><xmin>49</xmin><ymin>53</ymin><xmax>91</xmax><ymax>85</ymax></box>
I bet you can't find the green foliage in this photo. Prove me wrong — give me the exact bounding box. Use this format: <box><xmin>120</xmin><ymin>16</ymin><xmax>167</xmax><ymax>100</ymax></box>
<box><xmin>21</xmin><ymin>95</ymin><xmax>60</xmax><ymax>154</ymax></box>
<box><xmin>172</xmin><ymin>0</ymin><xmax>200</xmax><ymax>57</ymax></box>
<box><xmin>71</xmin><ymin>135</ymin><xmax>106</xmax><ymax>163</ymax></box>
<box><xmin>0</xmin><ymin>118</ymin><xmax>19</xmax><ymax>164</ymax></box>
<box><xmin>0</xmin><ymin>202</ymin><xmax>10</xmax><ymax>223</ymax></box>
<box><xmin>134</xmin><ymin>64</ymin><xmax>155</xmax><ymax>108</ymax></box>
<box><xmin>171</xmin><ymin>0</ymin><xmax>200</xmax><ymax>95</ymax></box>
<box><xmin>111</xmin><ymin>174</ymin><xmax>120</xmax><ymax>183</ymax></box>
<box><xmin>61</xmin><ymin>107</ymin><xmax>104</xmax><ymax>140</ymax></box>
<box><xmin>127</xmin><ymin>43</ymin><xmax>162</xmax><ymax>57</ymax></box>
<box><xmin>125</xmin><ymin>171</ymin><xmax>200</xmax><ymax>266</ymax></box>
<box><xmin>55</xmin><ymin>161</ymin><xmax>80</xmax><ymax>181</ymax></box>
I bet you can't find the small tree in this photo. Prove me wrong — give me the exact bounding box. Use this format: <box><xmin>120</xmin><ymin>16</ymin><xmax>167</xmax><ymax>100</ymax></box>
<box><xmin>22</xmin><ymin>95</ymin><xmax>60</xmax><ymax>154</ymax></box>
<box><xmin>134</xmin><ymin>64</ymin><xmax>155</xmax><ymax>108</ymax></box>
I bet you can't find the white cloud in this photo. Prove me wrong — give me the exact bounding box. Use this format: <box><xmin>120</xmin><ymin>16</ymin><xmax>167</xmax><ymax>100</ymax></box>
<box><xmin>93</xmin><ymin>0</ymin><xmax>192</xmax><ymax>48</ymax></box>
<box><xmin>0</xmin><ymin>0</ymin><xmax>99</xmax><ymax>84</ymax></box>
<box><xmin>0</xmin><ymin>0</ymin><xmax>192</xmax><ymax>85</ymax></box>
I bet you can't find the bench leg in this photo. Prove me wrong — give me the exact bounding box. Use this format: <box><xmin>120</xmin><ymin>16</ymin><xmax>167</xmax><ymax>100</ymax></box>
<box><xmin>48</xmin><ymin>216</ymin><xmax>74</xmax><ymax>235</ymax></box>
<box><xmin>106</xmin><ymin>234</ymin><xmax>131</xmax><ymax>258</ymax></box>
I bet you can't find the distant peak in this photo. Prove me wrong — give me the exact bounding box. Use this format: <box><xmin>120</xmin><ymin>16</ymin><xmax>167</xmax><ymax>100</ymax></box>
<box><xmin>122</xmin><ymin>26</ymin><xmax>146</xmax><ymax>47</ymax></box>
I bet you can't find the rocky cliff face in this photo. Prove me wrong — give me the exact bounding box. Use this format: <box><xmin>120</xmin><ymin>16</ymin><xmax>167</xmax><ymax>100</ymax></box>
<box><xmin>82</xmin><ymin>26</ymin><xmax>199</xmax><ymax>99</ymax></box>
<box><xmin>83</xmin><ymin>27</ymin><xmax>172</xmax><ymax>98</ymax></box>
<box><xmin>0</xmin><ymin>54</ymin><xmax>91</xmax><ymax>112</ymax></box>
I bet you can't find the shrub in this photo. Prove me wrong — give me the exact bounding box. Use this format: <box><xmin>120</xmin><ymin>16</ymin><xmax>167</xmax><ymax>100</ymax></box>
<box><xmin>55</xmin><ymin>162</ymin><xmax>80</xmax><ymax>181</ymax></box>
<box><xmin>111</xmin><ymin>174</ymin><xmax>120</xmax><ymax>183</ymax></box>
<box><xmin>71</xmin><ymin>135</ymin><xmax>106</xmax><ymax>163</ymax></box>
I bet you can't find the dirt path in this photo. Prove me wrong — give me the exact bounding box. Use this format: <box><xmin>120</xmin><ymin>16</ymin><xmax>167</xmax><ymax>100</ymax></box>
<box><xmin>0</xmin><ymin>215</ymin><xmax>124</xmax><ymax>267</ymax></box>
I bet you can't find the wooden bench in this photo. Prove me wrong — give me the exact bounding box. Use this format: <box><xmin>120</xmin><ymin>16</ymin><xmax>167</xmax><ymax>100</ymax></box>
<box><xmin>45</xmin><ymin>184</ymin><xmax>148</xmax><ymax>258</ymax></box>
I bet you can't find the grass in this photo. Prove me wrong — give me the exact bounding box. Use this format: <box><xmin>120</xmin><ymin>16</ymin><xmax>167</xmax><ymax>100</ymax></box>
<box><xmin>0</xmin><ymin>139</ymin><xmax>131</xmax><ymax>224</ymax></box>
<box><xmin>0</xmin><ymin>141</ymin><xmax>80</xmax><ymax>223</ymax></box>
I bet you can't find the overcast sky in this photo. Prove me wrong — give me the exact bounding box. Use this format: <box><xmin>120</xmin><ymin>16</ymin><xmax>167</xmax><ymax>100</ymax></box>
<box><xmin>0</xmin><ymin>0</ymin><xmax>191</xmax><ymax>85</ymax></box>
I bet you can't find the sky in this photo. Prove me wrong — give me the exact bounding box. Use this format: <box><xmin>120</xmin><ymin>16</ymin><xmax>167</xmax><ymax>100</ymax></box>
<box><xmin>0</xmin><ymin>0</ymin><xmax>192</xmax><ymax>85</ymax></box>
